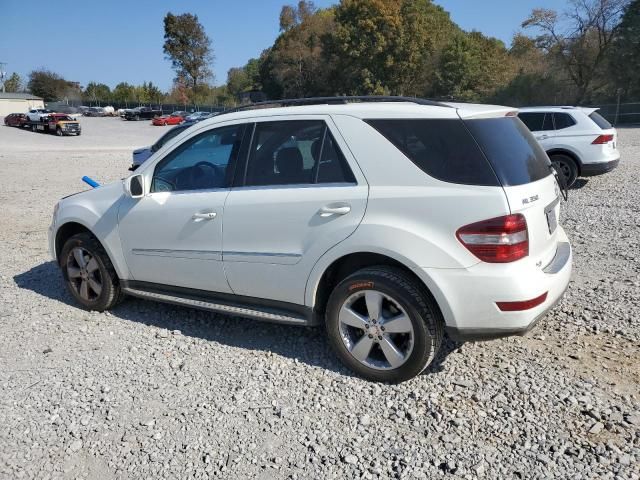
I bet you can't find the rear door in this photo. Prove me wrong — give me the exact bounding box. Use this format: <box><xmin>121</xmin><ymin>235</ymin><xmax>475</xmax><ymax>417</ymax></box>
<box><xmin>465</xmin><ymin>117</ymin><xmax>561</xmax><ymax>268</ymax></box>
<box><xmin>222</xmin><ymin>116</ymin><xmax>368</xmax><ymax>305</ymax></box>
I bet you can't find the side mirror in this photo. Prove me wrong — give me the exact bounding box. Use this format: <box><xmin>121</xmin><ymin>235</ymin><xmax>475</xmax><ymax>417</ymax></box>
<box><xmin>124</xmin><ymin>174</ymin><xmax>145</xmax><ymax>198</ymax></box>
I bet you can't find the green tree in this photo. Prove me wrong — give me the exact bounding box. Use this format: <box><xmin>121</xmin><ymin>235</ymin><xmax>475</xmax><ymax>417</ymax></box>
<box><xmin>112</xmin><ymin>82</ymin><xmax>136</xmax><ymax>104</ymax></box>
<box><xmin>163</xmin><ymin>13</ymin><xmax>214</xmax><ymax>89</ymax></box>
<box><xmin>3</xmin><ymin>72</ymin><xmax>22</xmax><ymax>93</ymax></box>
<box><xmin>83</xmin><ymin>82</ymin><xmax>111</xmax><ymax>104</ymax></box>
<box><xmin>226</xmin><ymin>58</ymin><xmax>263</xmax><ymax>98</ymax></box>
<box><xmin>260</xmin><ymin>2</ymin><xmax>336</xmax><ymax>98</ymax></box>
<box><xmin>433</xmin><ymin>31</ymin><xmax>515</xmax><ymax>102</ymax></box>
<box><xmin>27</xmin><ymin>69</ymin><xmax>70</xmax><ymax>101</ymax></box>
<box><xmin>609</xmin><ymin>0</ymin><xmax>640</xmax><ymax>98</ymax></box>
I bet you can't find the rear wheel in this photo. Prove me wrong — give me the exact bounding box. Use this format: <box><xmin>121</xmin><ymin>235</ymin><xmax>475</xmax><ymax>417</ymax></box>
<box><xmin>31</xmin><ymin>124</ymin><xmax>37</xmax><ymax>133</ymax></box>
<box><xmin>325</xmin><ymin>267</ymin><xmax>443</xmax><ymax>383</ymax></box>
<box><xmin>550</xmin><ymin>154</ymin><xmax>578</xmax><ymax>188</ymax></box>
<box><xmin>60</xmin><ymin>233</ymin><xmax>123</xmax><ymax>311</ymax></box>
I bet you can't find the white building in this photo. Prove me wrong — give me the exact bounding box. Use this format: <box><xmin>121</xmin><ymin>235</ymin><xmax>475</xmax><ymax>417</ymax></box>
<box><xmin>0</xmin><ymin>92</ymin><xmax>44</xmax><ymax>117</ymax></box>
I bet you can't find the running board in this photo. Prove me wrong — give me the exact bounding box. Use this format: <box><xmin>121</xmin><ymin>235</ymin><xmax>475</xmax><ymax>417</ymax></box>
<box><xmin>122</xmin><ymin>286</ymin><xmax>313</xmax><ymax>326</ymax></box>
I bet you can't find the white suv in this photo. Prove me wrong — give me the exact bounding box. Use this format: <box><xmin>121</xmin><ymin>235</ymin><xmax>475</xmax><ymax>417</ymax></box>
<box><xmin>518</xmin><ymin>106</ymin><xmax>620</xmax><ymax>187</ymax></box>
<box><xmin>49</xmin><ymin>97</ymin><xmax>572</xmax><ymax>382</ymax></box>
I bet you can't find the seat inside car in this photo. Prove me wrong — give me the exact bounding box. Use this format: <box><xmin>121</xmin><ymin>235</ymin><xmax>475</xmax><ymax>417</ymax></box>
<box><xmin>275</xmin><ymin>147</ymin><xmax>307</xmax><ymax>184</ymax></box>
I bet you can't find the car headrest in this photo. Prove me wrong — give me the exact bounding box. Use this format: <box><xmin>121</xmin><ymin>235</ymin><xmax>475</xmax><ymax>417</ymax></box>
<box><xmin>275</xmin><ymin>147</ymin><xmax>303</xmax><ymax>176</ymax></box>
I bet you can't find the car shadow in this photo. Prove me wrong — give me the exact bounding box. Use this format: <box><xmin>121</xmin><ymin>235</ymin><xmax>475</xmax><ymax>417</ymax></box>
<box><xmin>14</xmin><ymin>261</ymin><xmax>459</xmax><ymax>379</ymax></box>
<box><xmin>571</xmin><ymin>178</ymin><xmax>589</xmax><ymax>189</ymax></box>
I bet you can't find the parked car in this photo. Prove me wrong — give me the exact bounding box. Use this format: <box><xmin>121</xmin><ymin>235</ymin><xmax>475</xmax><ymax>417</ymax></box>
<box><xmin>49</xmin><ymin>97</ymin><xmax>572</xmax><ymax>383</ymax></box>
<box><xmin>123</xmin><ymin>107</ymin><xmax>162</xmax><ymax>121</ymax></box>
<box><xmin>518</xmin><ymin>107</ymin><xmax>619</xmax><ymax>187</ymax></box>
<box><xmin>4</xmin><ymin>113</ymin><xmax>28</xmax><ymax>127</ymax></box>
<box><xmin>26</xmin><ymin>108</ymin><xmax>54</xmax><ymax>122</ymax></box>
<box><xmin>130</xmin><ymin>122</ymin><xmax>194</xmax><ymax>170</ymax></box>
<box><xmin>185</xmin><ymin>111</ymin><xmax>215</xmax><ymax>122</ymax></box>
<box><xmin>152</xmin><ymin>112</ymin><xmax>186</xmax><ymax>126</ymax></box>
<box><xmin>84</xmin><ymin>107</ymin><xmax>106</xmax><ymax>117</ymax></box>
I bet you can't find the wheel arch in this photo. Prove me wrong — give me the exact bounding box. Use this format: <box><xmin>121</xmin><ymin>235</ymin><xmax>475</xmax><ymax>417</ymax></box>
<box><xmin>547</xmin><ymin>148</ymin><xmax>582</xmax><ymax>175</ymax></box>
<box><xmin>308</xmin><ymin>250</ymin><xmax>452</xmax><ymax>326</ymax></box>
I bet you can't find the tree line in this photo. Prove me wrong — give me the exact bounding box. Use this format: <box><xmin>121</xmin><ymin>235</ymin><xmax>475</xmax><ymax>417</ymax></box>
<box><xmin>4</xmin><ymin>0</ymin><xmax>638</xmax><ymax>107</ymax></box>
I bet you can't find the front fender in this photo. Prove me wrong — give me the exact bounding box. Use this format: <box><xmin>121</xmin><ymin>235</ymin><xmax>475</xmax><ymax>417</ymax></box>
<box><xmin>56</xmin><ymin>183</ymin><xmax>130</xmax><ymax>280</ymax></box>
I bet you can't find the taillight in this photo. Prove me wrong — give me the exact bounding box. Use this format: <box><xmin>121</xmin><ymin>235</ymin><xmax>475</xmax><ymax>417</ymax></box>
<box><xmin>592</xmin><ymin>134</ymin><xmax>614</xmax><ymax>144</ymax></box>
<box><xmin>456</xmin><ymin>214</ymin><xmax>528</xmax><ymax>263</ymax></box>
<box><xmin>496</xmin><ymin>292</ymin><xmax>548</xmax><ymax>311</ymax></box>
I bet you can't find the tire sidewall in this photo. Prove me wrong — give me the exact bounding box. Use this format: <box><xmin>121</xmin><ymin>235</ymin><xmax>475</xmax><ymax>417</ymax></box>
<box><xmin>60</xmin><ymin>235</ymin><xmax>115</xmax><ymax>311</ymax></box>
<box><xmin>551</xmin><ymin>155</ymin><xmax>578</xmax><ymax>187</ymax></box>
<box><xmin>325</xmin><ymin>270</ymin><xmax>436</xmax><ymax>383</ymax></box>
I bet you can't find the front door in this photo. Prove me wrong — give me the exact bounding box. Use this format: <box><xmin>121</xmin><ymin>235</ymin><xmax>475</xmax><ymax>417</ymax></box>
<box><xmin>118</xmin><ymin>123</ymin><xmax>246</xmax><ymax>293</ymax></box>
<box><xmin>223</xmin><ymin>118</ymin><xmax>368</xmax><ymax>305</ymax></box>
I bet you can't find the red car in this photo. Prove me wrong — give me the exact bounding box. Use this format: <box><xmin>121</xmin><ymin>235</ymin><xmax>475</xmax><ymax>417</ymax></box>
<box><xmin>4</xmin><ymin>113</ymin><xmax>27</xmax><ymax>127</ymax></box>
<box><xmin>151</xmin><ymin>111</ymin><xmax>188</xmax><ymax>126</ymax></box>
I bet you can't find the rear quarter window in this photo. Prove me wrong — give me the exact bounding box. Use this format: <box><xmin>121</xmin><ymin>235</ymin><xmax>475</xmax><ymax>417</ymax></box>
<box><xmin>464</xmin><ymin>117</ymin><xmax>551</xmax><ymax>187</ymax></box>
<box><xmin>553</xmin><ymin>113</ymin><xmax>576</xmax><ymax>130</ymax></box>
<box><xmin>365</xmin><ymin>119</ymin><xmax>500</xmax><ymax>186</ymax></box>
<box><xmin>589</xmin><ymin>111</ymin><xmax>612</xmax><ymax>130</ymax></box>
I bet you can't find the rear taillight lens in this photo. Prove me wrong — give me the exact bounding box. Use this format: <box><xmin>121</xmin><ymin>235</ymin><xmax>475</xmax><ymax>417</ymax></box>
<box><xmin>456</xmin><ymin>214</ymin><xmax>528</xmax><ymax>263</ymax></box>
<box><xmin>592</xmin><ymin>134</ymin><xmax>614</xmax><ymax>144</ymax></box>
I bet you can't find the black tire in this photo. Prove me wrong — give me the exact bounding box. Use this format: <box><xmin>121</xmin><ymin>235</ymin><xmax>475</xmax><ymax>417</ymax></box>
<box><xmin>135</xmin><ymin>114</ymin><xmax>140</xmax><ymax>121</ymax></box>
<box><xmin>31</xmin><ymin>124</ymin><xmax>37</xmax><ymax>133</ymax></box>
<box><xmin>550</xmin><ymin>154</ymin><xmax>578</xmax><ymax>188</ymax></box>
<box><xmin>60</xmin><ymin>233</ymin><xmax>123</xmax><ymax>311</ymax></box>
<box><xmin>56</xmin><ymin>127</ymin><xmax>63</xmax><ymax>136</ymax></box>
<box><xmin>325</xmin><ymin>266</ymin><xmax>444</xmax><ymax>383</ymax></box>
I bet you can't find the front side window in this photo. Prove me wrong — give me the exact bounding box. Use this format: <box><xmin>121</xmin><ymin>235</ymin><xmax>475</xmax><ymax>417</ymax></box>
<box><xmin>244</xmin><ymin>120</ymin><xmax>355</xmax><ymax>186</ymax></box>
<box><xmin>151</xmin><ymin>124</ymin><xmax>244</xmax><ymax>193</ymax></box>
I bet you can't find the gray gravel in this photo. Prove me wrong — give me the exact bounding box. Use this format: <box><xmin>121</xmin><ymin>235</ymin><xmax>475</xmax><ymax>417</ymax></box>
<box><xmin>0</xmin><ymin>117</ymin><xmax>638</xmax><ymax>479</ymax></box>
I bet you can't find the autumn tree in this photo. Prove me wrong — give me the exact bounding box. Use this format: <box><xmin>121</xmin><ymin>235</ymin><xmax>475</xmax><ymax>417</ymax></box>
<box><xmin>163</xmin><ymin>13</ymin><xmax>214</xmax><ymax>89</ymax></box>
<box><xmin>27</xmin><ymin>69</ymin><xmax>77</xmax><ymax>101</ymax></box>
<box><xmin>609</xmin><ymin>0</ymin><xmax>640</xmax><ymax>98</ymax></box>
<box><xmin>522</xmin><ymin>0</ymin><xmax>629</xmax><ymax>103</ymax></box>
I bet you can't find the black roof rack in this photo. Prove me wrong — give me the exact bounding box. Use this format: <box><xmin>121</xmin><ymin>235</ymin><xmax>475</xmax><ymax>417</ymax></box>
<box><xmin>218</xmin><ymin>95</ymin><xmax>451</xmax><ymax>116</ymax></box>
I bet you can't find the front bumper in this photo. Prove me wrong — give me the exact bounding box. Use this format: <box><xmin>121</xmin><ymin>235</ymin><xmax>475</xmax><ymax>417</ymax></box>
<box><xmin>581</xmin><ymin>158</ymin><xmax>620</xmax><ymax>176</ymax></box>
<box><xmin>420</xmin><ymin>230</ymin><xmax>572</xmax><ymax>342</ymax></box>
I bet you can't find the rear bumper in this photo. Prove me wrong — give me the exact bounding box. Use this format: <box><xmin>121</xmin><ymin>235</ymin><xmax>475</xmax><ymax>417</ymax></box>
<box><xmin>581</xmin><ymin>158</ymin><xmax>620</xmax><ymax>176</ymax></box>
<box><xmin>419</xmin><ymin>231</ymin><xmax>572</xmax><ymax>342</ymax></box>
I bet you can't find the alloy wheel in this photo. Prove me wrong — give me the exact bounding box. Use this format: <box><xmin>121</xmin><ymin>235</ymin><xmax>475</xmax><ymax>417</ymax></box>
<box><xmin>338</xmin><ymin>289</ymin><xmax>414</xmax><ymax>370</ymax></box>
<box><xmin>66</xmin><ymin>247</ymin><xmax>103</xmax><ymax>301</ymax></box>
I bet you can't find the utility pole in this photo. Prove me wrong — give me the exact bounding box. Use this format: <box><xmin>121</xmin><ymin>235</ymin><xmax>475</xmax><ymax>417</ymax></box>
<box><xmin>0</xmin><ymin>62</ymin><xmax>7</xmax><ymax>93</ymax></box>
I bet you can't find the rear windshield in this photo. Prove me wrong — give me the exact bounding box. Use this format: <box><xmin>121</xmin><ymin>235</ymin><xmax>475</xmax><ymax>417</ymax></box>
<box><xmin>366</xmin><ymin>117</ymin><xmax>551</xmax><ymax>187</ymax></box>
<box><xmin>365</xmin><ymin>119</ymin><xmax>499</xmax><ymax>186</ymax></box>
<box><xmin>589</xmin><ymin>111</ymin><xmax>612</xmax><ymax>130</ymax></box>
<box><xmin>464</xmin><ymin>117</ymin><xmax>551</xmax><ymax>187</ymax></box>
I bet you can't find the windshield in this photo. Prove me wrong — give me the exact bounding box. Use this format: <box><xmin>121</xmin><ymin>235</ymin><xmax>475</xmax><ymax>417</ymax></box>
<box><xmin>152</xmin><ymin>125</ymin><xmax>188</xmax><ymax>152</ymax></box>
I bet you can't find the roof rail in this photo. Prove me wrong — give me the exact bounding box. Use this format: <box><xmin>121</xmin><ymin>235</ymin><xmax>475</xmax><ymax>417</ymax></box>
<box><xmin>218</xmin><ymin>95</ymin><xmax>451</xmax><ymax>116</ymax></box>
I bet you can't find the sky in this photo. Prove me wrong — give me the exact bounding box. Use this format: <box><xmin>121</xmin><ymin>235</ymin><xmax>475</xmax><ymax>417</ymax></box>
<box><xmin>0</xmin><ymin>0</ymin><xmax>567</xmax><ymax>91</ymax></box>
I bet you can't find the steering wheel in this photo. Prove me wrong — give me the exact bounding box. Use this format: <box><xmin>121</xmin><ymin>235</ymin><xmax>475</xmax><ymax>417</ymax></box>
<box><xmin>190</xmin><ymin>161</ymin><xmax>223</xmax><ymax>189</ymax></box>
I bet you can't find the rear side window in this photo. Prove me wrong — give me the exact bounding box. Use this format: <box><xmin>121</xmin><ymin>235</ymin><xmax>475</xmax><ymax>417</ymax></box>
<box><xmin>589</xmin><ymin>111</ymin><xmax>612</xmax><ymax>129</ymax></box>
<box><xmin>464</xmin><ymin>117</ymin><xmax>551</xmax><ymax>187</ymax></box>
<box><xmin>365</xmin><ymin>119</ymin><xmax>499</xmax><ymax>186</ymax></box>
<box><xmin>553</xmin><ymin>113</ymin><xmax>576</xmax><ymax>130</ymax></box>
<box><xmin>518</xmin><ymin>112</ymin><xmax>553</xmax><ymax>131</ymax></box>
<box><xmin>244</xmin><ymin>120</ymin><xmax>355</xmax><ymax>186</ymax></box>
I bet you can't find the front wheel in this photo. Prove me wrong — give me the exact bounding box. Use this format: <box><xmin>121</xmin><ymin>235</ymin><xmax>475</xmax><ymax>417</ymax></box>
<box><xmin>550</xmin><ymin>154</ymin><xmax>578</xmax><ymax>188</ymax></box>
<box><xmin>56</xmin><ymin>128</ymin><xmax>63</xmax><ymax>136</ymax></box>
<box><xmin>60</xmin><ymin>233</ymin><xmax>123</xmax><ymax>311</ymax></box>
<box><xmin>325</xmin><ymin>267</ymin><xmax>444</xmax><ymax>383</ymax></box>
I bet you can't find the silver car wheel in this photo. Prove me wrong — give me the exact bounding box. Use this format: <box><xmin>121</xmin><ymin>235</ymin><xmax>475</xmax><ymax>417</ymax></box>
<box><xmin>66</xmin><ymin>247</ymin><xmax>103</xmax><ymax>301</ymax></box>
<box><xmin>338</xmin><ymin>289</ymin><xmax>414</xmax><ymax>370</ymax></box>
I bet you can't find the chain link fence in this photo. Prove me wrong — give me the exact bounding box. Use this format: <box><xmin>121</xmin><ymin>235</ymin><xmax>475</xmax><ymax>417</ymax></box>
<box><xmin>593</xmin><ymin>102</ymin><xmax>640</xmax><ymax>126</ymax></box>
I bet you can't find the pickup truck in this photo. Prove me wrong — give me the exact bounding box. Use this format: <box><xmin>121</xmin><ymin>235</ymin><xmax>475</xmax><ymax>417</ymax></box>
<box><xmin>27</xmin><ymin>113</ymin><xmax>81</xmax><ymax>136</ymax></box>
<box><xmin>123</xmin><ymin>106</ymin><xmax>162</xmax><ymax>121</ymax></box>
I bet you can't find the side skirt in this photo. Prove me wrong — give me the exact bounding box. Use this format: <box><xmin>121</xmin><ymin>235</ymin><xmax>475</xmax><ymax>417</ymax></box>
<box><xmin>121</xmin><ymin>280</ymin><xmax>318</xmax><ymax>327</ymax></box>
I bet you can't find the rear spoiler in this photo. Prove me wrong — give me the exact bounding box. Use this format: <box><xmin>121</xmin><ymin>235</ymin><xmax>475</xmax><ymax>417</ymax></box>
<box><xmin>443</xmin><ymin>102</ymin><xmax>518</xmax><ymax>120</ymax></box>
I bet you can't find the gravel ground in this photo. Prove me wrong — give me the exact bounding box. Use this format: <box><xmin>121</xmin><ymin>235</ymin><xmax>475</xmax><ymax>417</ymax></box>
<box><xmin>0</xmin><ymin>117</ymin><xmax>638</xmax><ymax>480</ymax></box>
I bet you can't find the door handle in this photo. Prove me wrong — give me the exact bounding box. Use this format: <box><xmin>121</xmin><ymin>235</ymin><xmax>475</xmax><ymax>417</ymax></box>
<box><xmin>319</xmin><ymin>204</ymin><xmax>351</xmax><ymax>217</ymax></box>
<box><xmin>536</xmin><ymin>134</ymin><xmax>549</xmax><ymax>140</ymax></box>
<box><xmin>192</xmin><ymin>212</ymin><xmax>217</xmax><ymax>220</ymax></box>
